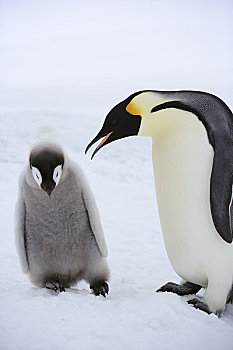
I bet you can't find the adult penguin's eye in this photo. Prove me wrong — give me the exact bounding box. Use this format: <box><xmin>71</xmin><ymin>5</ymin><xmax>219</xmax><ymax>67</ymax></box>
<box><xmin>110</xmin><ymin>118</ymin><xmax>118</xmax><ymax>126</ymax></box>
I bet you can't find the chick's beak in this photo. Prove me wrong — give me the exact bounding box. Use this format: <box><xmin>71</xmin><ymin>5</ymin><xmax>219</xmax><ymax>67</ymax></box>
<box><xmin>41</xmin><ymin>182</ymin><xmax>55</xmax><ymax>197</ymax></box>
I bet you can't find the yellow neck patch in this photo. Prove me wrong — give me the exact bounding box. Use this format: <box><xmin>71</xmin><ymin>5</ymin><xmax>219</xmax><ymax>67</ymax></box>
<box><xmin>126</xmin><ymin>100</ymin><xmax>143</xmax><ymax>117</ymax></box>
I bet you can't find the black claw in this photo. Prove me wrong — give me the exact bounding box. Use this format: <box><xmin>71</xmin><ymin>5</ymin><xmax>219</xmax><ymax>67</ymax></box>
<box><xmin>187</xmin><ymin>298</ymin><xmax>211</xmax><ymax>314</ymax></box>
<box><xmin>90</xmin><ymin>281</ymin><xmax>109</xmax><ymax>297</ymax></box>
<box><xmin>157</xmin><ymin>282</ymin><xmax>177</xmax><ymax>293</ymax></box>
<box><xmin>59</xmin><ymin>285</ymin><xmax>66</xmax><ymax>292</ymax></box>
<box><xmin>46</xmin><ymin>284</ymin><xmax>58</xmax><ymax>292</ymax></box>
<box><xmin>45</xmin><ymin>282</ymin><xmax>66</xmax><ymax>293</ymax></box>
<box><xmin>156</xmin><ymin>281</ymin><xmax>201</xmax><ymax>296</ymax></box>
<box><xmin>187</xmin><ymin>298</ymin><xmax>199</xmax><ymax>305</ymax></box>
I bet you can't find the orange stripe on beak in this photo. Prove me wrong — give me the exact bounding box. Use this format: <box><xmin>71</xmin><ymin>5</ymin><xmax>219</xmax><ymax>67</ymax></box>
<box><xmin>96</xmin><ymin>131</ymin><xmax>113</xmax><ymax>151</ymax></box>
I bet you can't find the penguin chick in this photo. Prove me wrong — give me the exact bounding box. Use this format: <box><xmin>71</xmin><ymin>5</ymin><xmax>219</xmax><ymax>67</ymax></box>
<box><xmin>15</xmin><ymin>140</ymin><xmax>109</xmax><ymax>296</ymax></box>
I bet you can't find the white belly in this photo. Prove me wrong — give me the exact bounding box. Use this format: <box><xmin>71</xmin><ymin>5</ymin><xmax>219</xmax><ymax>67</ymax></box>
<box><xmin>149</xmin><ymin>109</ymin><xmax>231</xmax><ymax>286</ymax></box>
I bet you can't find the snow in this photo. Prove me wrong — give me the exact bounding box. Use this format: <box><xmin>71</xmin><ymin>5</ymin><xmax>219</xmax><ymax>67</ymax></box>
<box><xmin>1</xmin><ymin>110</ymin><xmax>233</xmax><ymax>350</ymax></box>
<box><xmin>1</xmin><ymin>0</ymin><xmax>233</xmax><ymax>349</ymax></box>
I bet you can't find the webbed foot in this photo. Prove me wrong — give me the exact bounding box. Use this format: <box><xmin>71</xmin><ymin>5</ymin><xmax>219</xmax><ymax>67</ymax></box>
<box><xmin>90</xmin><ymin>281</ymin><xmax>109</xmax><ymax>297</ymax></box>
<box><xmin>187</xmin><ymin>298</ymin><xmax>211</xmax><ymax>314</ymax></box>
<box><xmin>45</xmin><ymin>282</ymin><xmax>66</xmax><ymax>292</ymax></box>
<box><xmin>156</xmin><ymin>281</ymin><xmax>201</xmax><ymax>296</ymax></box>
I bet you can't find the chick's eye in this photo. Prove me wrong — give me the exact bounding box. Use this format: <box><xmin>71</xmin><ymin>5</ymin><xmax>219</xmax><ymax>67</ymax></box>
<box><xmin>56</xmin><ymin>172</ymin><xmax>59</xmax><ymax>177</ymax></box>
<box><xmin>36</xmin><ymin>174</ymin><xmax>39</xmax><ymax>179</ymax></box>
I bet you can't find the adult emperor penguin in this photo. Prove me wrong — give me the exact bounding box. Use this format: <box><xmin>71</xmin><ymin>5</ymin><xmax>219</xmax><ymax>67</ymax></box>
<box><xmin>85</xmin><ymin>90</ymin><xmax>233</xmax><ymax>315</ymax></box>
<box><xmin>15</xmin><ymin>140</ymin><xmax>109</xmax><ymax>296</ymax></box>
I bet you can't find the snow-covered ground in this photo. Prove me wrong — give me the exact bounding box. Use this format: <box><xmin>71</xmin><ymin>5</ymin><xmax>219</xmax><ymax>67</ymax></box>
<box><xmin>1</xmin><ymin>0</ymin><xmax>233</xmax><ymax>349</ymax></box>
<box><xmin>1</xmin><ymin>107</ymin><xmax>233</xmax><ymax>350</ymax></box>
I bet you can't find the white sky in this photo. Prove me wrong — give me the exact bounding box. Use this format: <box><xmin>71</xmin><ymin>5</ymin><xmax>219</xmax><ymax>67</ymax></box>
<box><xmin>0</xmin><ymin>0</ymin><xmax>233</xmax><ymax>111</ymax></box>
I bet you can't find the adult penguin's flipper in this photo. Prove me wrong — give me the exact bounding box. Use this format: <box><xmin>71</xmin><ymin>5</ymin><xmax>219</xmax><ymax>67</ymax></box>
<box><xmin>210</xmin><ymin>146</ymin><xmax>233</xmax><ymax>243</ymax></box>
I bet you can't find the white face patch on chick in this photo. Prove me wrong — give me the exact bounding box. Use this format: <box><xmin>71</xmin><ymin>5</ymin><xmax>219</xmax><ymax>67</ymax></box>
<box><xmin>53</xmin><ymin>165</ymin><xmax>63</xmax><ymax>186</ymax></box>
<box><xmin>31</xmin><ymin>166</ymin><xmax>42</xmax><ymax>187</ymax></box>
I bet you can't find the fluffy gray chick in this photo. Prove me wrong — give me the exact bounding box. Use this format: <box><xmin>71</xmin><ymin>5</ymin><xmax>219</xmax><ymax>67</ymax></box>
<box><xmin>15</xmin><ymin>140</ymin><xmax>109</xmax><ymax>296</ymax></box>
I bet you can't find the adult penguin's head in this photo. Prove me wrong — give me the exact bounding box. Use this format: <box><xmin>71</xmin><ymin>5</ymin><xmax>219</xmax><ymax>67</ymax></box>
<box><xmin>85</xmin><ymin>92</ymin><xmax>144</xmax><ymax>159</ymax></box>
